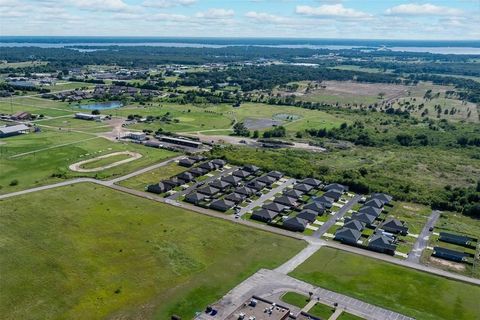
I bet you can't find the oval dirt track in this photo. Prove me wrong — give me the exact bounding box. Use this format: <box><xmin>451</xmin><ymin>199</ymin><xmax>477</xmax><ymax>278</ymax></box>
<box><xmin>69</xmin><ymin>151</ymin><xmax>142</xmax><ymax>173</ymax></box>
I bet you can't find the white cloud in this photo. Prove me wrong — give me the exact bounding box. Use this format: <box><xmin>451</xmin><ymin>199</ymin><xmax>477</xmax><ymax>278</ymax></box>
<box><xmin>73</xmin><ymin>0</ymin><xmax>137</xmax><ymax>13</ymax></box>
<box><xmin>296</xmin><ymin>4</ymin><xmax>371</xmax><ymax>19</ymax></box>
<box><xmin>147</xmin><ymin>12</ymin><xmax>189</xmax><ymax>22</ymax></box>
<box><xmin>385</xmin><ymin>3</ymin><xmax>463</xmax><ymax>16</ymax></box>
<box><xmin>142</xmin><ymin>0</ymin><xmax>196</xmax><ymax>9</ymax></box>
<box><xmin>195</xmin><ymin>8</ymin><xmax>234</xmax><ymax>19</ymax></box>
<box><xmin>245</xmin><ymin>11</ymin><xmax>290</xmax><ymax>24</ymax></box>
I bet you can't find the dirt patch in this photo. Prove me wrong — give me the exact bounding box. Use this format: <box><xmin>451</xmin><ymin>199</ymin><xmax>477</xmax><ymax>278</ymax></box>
<box><xmin>243</xmin><ymin>118</ymin><xmax>282</xmax><ymax>130</ymax></box>
<box><xmin>320</xmin><ymin>80</ymin><xmax>411</xmax><ymax>98</ymax></box>
<box><xmin>403</xmin><ymin>205</ymin><xmax>421</xmax><ymax>212</ymax></box>
<box><xmin>429</xmin><ymin>256</ymin><xmax>466</xmax><ymax>271</ymax></box>
<box><xmin>69</xmin><ymin>151</ymin><xmax>142</xmax><ymax>173</ymax></box>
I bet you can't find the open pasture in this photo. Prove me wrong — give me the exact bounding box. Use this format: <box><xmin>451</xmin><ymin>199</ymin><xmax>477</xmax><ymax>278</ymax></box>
<box><xmin>0</xmin><ymin>61</ymin><xmax>47</xmax><ymax>69</ymax></box>
<box><xmin>290</xmin><ymin>247</ymin><xmax>480</xmax><ymax>320</ymax></box>
<box><xmin>33</xmin><ymin>116</ymin><xmax>113</xmax><ymax>133</ymax></box>
<box><xmin>0</xmin><ymin>96</ymin><xmax>74</xmax><ymax>117</ymax></box>
<box><xmin>118</xmin><ymin>102</ymin><xmax>347</xmax><ymax>135</ymax></box>
<box><xmin>0</xmin><ymin>183</ymin><xmax>305</xmax><ymax>320</ymax></box>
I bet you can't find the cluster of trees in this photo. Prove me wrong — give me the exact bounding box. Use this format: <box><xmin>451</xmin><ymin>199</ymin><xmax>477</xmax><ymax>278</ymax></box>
<box><xmin>170</xmin><ymin>89</ymin><xmax>238</xmax><ymax>105</ymax></box>
<box><xmin>432</xmin><ymin>183</ymin><xmax>480</xmax><ymax>217</ymax></box>
<box><xmin>301</xmin><ymin>115</ymin><xmax>480</xmax><ymax>149</ymax></box>
<box><xmin>262</xmin><ymin>126</ymin><xmax>286</xmax><ymax>138</ymax></box>
<box><xmin>232</xmin><ymin>122</ymin><xmax>250</xmax><ymax>137</ymax></box>
<box><xmin>0</xmin><ymin>46</ymin><xmax>324</xmax><ymax>68</ymax></box>
<box><xmin>457</xmin><ymin>136</ymin><xmax>480</xmax><ymax>147</ymax></box>
<box><xmin>181</xmin><ymin>65</ymin><xmax>405</xmax><ymax>92</ymax></box>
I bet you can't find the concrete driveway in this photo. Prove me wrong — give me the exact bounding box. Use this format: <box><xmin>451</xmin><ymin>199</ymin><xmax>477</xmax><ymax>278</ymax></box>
<box><xmin>407</xmin><ymin>210</ymin><xmax>440</xmax><ymax>263</ymax></box>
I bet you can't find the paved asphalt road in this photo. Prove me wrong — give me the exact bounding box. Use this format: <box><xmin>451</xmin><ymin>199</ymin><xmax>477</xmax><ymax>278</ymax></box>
<box><xmin>313</xmin><ymin>194</ymin><xmax>361</xmax><ymax>238</ymax></box>
<box><xmin>407</xmin><ymin>210</ymin><xmax>441</xmax><ymax>263</ymax></box>
<box><xmin>237</xmin><ymin>178</ymin><xmax>296</xmax><ymax>217</ymax></box>
<box><xmin>0</xmin><ymin>156</ymin><xmax>184</xmax><ymax>200</ymax></box>
<box><xmin>166</xmin><ymin>165</ymin><xmax>238</xmax><ymax>200</ymax></box>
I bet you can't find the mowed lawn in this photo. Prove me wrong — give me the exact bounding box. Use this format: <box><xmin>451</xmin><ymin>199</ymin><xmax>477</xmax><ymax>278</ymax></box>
<box><xmin>0</xmin><ymin>129</ymin><xmax>177</xmax><ymax>194</ymax></box>
<box><xmin>0</xmin><ymin>183</ymin><xmax>305</xmax><ymax>320</ymax></box>
<box><xmin>290</xmin><ymin>248</ymin><xmax>480</xmax><ymax>320</ymax></box>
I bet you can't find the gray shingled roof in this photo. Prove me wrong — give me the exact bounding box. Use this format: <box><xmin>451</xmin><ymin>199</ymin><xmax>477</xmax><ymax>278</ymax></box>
<box><xmin>251</xmin><ymin>208</ymin><xmax>279</xmax><ymax>222</ymax></box>
<box><xmin>197</xmin><ymin>185</ymin><xmax>220</xmax><ymax>196</ymax></box>
<box><xmin>262</xmin><ymin>202</ymin><xmax>287</xmax><ymax>212</ymax></box>
<box><xmin>301</xmin><ymin>178</ymin><xmax>322</xmax><ymax>187</ymax></box>
<box><xmin>335</xmin><ymin>227</ymin><xmax>361</xmax><ymax>243</ymax></box>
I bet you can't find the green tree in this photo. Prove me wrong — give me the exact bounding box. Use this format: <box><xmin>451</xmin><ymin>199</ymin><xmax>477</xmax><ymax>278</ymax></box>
<box><xmin>233</xmin><ymin>122</ymin><xmax>250</xmax><ymax>137</ymax></box>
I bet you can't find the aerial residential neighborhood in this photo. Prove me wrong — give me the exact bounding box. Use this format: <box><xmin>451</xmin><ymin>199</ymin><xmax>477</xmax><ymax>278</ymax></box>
<box><xmin>1</xmin><ymin>1</ymin><xmax>480</xmax><ymax>320</ymax></box>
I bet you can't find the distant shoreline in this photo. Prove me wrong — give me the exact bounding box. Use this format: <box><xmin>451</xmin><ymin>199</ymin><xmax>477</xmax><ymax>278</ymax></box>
<box><xmin>1</xmin><ymin>37</ymin><xmax>479</xmax><ymax>55</ymax></box>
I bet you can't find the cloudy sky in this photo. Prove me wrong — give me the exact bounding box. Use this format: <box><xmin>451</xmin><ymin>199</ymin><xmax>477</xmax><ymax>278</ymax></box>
<box><xmin>1</xmin><ymin>0</ymin><xmax>479</xmax><ymax>39</ymax></box>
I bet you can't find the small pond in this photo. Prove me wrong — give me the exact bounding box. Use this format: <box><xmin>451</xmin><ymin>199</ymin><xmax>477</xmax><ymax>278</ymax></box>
<box><xmin>77</xmin><ymin>101</ymin><xmax>123</xmax><ymax>110</ymax></box>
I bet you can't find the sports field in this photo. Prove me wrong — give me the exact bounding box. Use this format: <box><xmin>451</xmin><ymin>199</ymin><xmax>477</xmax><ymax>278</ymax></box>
<box><xmin>290</xmin><ymin>247</ymin><xmax>480</xmax><ymax>320</ymax></box>
<box><xmin>0</xmin><ymin>129</ymin><xmax>177</xmax><ymax>193</ymax></box>
<box><xmin>0</xmin><ymin>183</ymin><xmax>305</xmax><ymax>320</ymax></box>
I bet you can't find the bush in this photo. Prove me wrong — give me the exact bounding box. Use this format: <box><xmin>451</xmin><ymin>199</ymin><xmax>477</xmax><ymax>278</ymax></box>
<box><xmin>9</xmin><ymin>179</ymin><xmax>18</xmax><ymax>186</ymax></box>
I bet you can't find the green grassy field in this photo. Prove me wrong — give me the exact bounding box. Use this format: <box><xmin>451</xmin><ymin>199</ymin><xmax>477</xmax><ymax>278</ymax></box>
<box><xmin>0</xmin><ymin>97</ymin><xmax>74</xmax><ymax>117</ymax></box>
<box><xmin>115</xmin><ymin>102</ymin><xmax>347</xmax><ymax>135</ymax></box>
<box><xmin>308</xmin><ymin>303</ymin><xmax>335</xmax><ymax>319</ymax></box>
<box><xmin>330</xmin><ymin>65</ymin><xmax>390</xmax><ymax>74</ymax></box>
<box><xmin>280</xmin><ymin>292</ymin><xmax>309</xmax><ymax>308</ymax></box>
<box><xmin>0</xmin><ymin>61</ymin><xmax>47</xmax><ymax>69</ymax></box>
<box><xmin>337</xmin><ymin>312</ymin><xmax>364</xmax><ymax>320</ymax></box>
<box><xmin>290</xmin><ymin>247</ymin><xmax>480</xmax><ymax>320</ymax></box>
<box><xmin>34</xmin><ymin>117</ymin><xmax>113</xmax><ymax>133</ymax></box>
<box><xmin>393</xmin><ymin>96</ymin><xmax>478</xmax><ymax>123</ymax></box>
<box><xmin>0</xmin><ymin>130</ymin><xmax>177</xmax><ymax>194</ymax></box>
<box><xmin>0</xmin><ymin>183</ymin><xmax>305</xmax><ymax>320</ymax></box>
<box><xmin>48</xmin><ymin>81</ymin><xmax>95</xmax><ymax>91</ymax></box>
<box><xmin>117</xmin><ymin>162</ymin><xmax>186</xmax><ymax>191</ymax></box>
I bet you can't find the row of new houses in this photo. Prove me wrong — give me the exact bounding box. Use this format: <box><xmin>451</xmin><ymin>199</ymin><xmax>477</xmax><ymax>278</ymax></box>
<box><xmin>334</xmin><ymin>193</ymin><xmax>403</xmax><ymax>255</ymax></box>
<box><xmin>146</xmin><ymin>156</ymin><xmax>212</xmax><ymax>194</ymax></box>
<box><xmin>432</xmin><ymin>232</ymin><xmax>478</xmax><ymax>263</ymax></box>
<box><xmin>252</xmin><ymin>181</ymin><xmax>346</xmax><ymax>232</ymax></box>
<box><xmin>185</xmin><ymin>166</ymin><xmax>279</xmax><ymax>212</ymax></box>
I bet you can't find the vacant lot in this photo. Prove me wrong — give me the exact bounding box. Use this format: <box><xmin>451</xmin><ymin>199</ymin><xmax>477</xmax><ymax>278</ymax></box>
<box><xmin>211</xmin><ymin>145</ymin><xmax>480</xmax><ymax>205</ymax></box>
<box><xmin>34</xmin><ymin>117</ymin><xmax>113</xmax><ymax>133</ymax></box>
<box><xmin>0</xmin><ymin>97</ymin><xmax>74</xmax><ymax>117</ymax></box>
<box><xmin>0</xmin><ymin>129</ymin><xmax>177</xmax><ymax>193</ymax></box>
<box><xmin>117</xmin><ymin>162</ymin><xmax>187</xmax><ymax>191</ymax></box>
<box><xmin>0</xmin><ymin>183</ymin><xmax>305</xmax><ymax>320</ymax></box>
<box><xmin>290</xmin><ymin>247</ymin><xmax>480</xmax><ymax>320</ymax></box>
<box><xmin>275</xmin><ymin>80</ymin><xmax>410</xmax><ymax>106</ymax></box>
